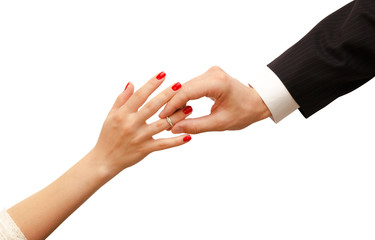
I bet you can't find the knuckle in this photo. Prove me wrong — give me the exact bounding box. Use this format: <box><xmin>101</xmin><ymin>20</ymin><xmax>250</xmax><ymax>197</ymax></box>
<box><xmin>179</xmin><ymin>90</ymin><xmax>190</xmax><ymax>101</ymax></box>
<box><xmin>208</xmin><ymin>65</ymin><xmax>223</xmax><ymax>72</ymax></box>
<box><xmin>165</xmin><ymin>102</ymin><xmax>179</xmax><ymax>114</ymax></box>
<box><xmin>121</xmin><ymin>118</ymin><xmax>137</xmax><ymax>134</ymax></box>
<box><xmin>111</xmin><ymin>112</ymin><xmax>123</xmax><ymax>124</ymax></box>
<box><xmin>129</xmin><ymin>136</ymin><xmax>142</xmax><ymax>145</ymax></box>
<box><xmin>215</xmin><ymin>71</ymin><xmax>227</xmax><ymax>82</ymax></box>
<box><xmin>132</xmin><ymin>89</ymin><xmax>145</xmax><ymax>100</ymax></box>
<box><xmin>121</xmin><ymin>124</ymin><xmax>133</xmax><ymax>135</ymax></box>
<box><xmin>157</xmin><ymin>141</ymin><xmax>170</xmax><ymax>149</ymax></box>
<box><xmin>154</xmin><ymin>120</ymin><xmax>166</xmax><ymax>130</ymax></box>
<box><xmin>163</xmin><ymin>88</ymin><xmax>172</xmax><ymax>98</ymax></box>
<box><xmin>189</xmin><ymin>125</ymin><xmax>200</xmax><ymax>134</ymax></box>
<box><xmin>207</xmin><ymin>66</ymin><xmax>228</xmax><ymax>85</ymax></box>
<box><xmin>141</xmin><ymin>102</ymin><xmax>152</xmax><ymax>113</ymax></box>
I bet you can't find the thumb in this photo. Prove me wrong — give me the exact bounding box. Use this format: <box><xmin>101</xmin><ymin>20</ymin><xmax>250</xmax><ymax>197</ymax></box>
<box><xmin>171</xmin><ymin>113</ymin><xmax>225</xmax><ymax>134</ymax></box>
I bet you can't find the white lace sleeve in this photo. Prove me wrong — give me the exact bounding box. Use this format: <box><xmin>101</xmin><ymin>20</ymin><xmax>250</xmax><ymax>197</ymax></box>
<box><xmin>0</xmin><ymin>210</ymin><xmax>27</xmax><ymax>240</ymax></box>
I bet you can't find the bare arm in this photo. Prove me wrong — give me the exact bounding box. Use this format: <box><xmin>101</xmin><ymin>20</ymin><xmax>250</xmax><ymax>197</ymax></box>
<box><xmin>7</xmin><ymin>72</ymin><xmax>193</xmax><ymax>240</ymax></box>
<box><xmin>7</xmin><ymin>151</ymin><xmax>112</xmax><ymax>240</ymax></box>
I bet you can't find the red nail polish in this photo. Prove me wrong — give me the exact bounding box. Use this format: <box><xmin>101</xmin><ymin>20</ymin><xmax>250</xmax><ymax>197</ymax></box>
<box><xmin>156</xmin><ymin>72</ymin><xmax>166</xmax><ymax>80</ymax></box>
<box><xmin>183</xmin><ymin>135</ymin><xmax>192</xmax><ymax>143</ymax></box>
<box><xmin>172</xmin><ymin>82</ymin><xmax>181</xmax><ymax>91</ymax></box>
<box><xmin>183</xmin><ymin>106</ymin><xmax>193</xmax><ymax>114</ymax></box>
<box><xmin>125</xmin><ymin>82</ymin><xmax>129</xmax><ymax>90</ymax></box>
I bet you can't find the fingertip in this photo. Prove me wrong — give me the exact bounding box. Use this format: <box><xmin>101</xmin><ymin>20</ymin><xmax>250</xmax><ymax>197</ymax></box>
<box><xmin>124</xmin><ymin>82</ymin><xmax>130</xmax><ymax>90</ymax></box>
<box><xmin>124</xmin><ymin>82</ymin><xmax>134</xmax><ymax>92</ymax></box>
<box><xmin>183</xmin><ymin>135</ymin><xmax>192</xmax><ymax>143</ymax></box>
<box><xmin>172</xmin><ymin>82</ymin><xmax>182</xmax><ymax>91</ymax></box>
<box><xmin>156</xmin><ymin>71</ymin><xmax>166</xmax><ymax>80</ymax></box>
<box><xmin>183</xmin><ymin>106</ymin><xmax>193</xmax><ymax>115</ymax></box>
<box><xmin>112</xmin><ymin>82</ymin><xmax>134</xmax><ymax>110</ymax></box>
<box><xmin>123</xmin><ymin>82</ymin><xmax>134</xmax><ymax>98</ymax></box>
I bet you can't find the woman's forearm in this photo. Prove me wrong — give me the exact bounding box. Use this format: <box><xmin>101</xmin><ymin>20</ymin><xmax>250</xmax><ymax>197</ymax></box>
<box><xmin>5</xmin><ymin>73</ymin><xmax>191</xmax><ymax>240</ymax></box>
<box><xmin>7</xmin><ymin>150</ymin><xmax>113</xmax><ymax>240</ymax></box>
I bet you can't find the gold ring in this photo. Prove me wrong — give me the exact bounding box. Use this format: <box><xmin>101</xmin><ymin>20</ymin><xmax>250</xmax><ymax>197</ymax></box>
<box><xmin>166</xmin><ymin>116</ymin><xmax>173</xmax><ymax>127</ymax></box>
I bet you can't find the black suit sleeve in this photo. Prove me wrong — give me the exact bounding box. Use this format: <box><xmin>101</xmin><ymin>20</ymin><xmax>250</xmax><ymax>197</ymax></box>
<box><xmin>268</xmin><ymin>0</ymin><xmax>375</xmax><ymax>118</ymax></box>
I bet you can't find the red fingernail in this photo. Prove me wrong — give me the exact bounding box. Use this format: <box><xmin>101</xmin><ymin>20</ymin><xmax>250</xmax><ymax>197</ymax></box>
<box><xmin>183</xmin><ymin>106</ymin><xmax>193</xmax><ymax>114</ymax></box>
<box><xmin>183</xmin><ymin>135</ymin><xmax>192</xmax><ymax>143</ymax></box>
<box><xmin>156</xmin><ymin>72</ymin><xmax>166</xmax><ymax>80</ymax></box>
<box><xmin>172</xmin><ymin>82</ymin><xmax>181</xmax><ymax>91</ymax></box>
<box><xmin>125</xmin><ymin>82</ymin><xmax>129</xmax><ymax>90</ymax></box>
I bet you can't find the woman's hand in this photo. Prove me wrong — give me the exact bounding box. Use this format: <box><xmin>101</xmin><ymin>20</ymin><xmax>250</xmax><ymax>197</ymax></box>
<box><xmin>7</xmin><ymin>72</ymin><xmax>193</xmax><ymax>240</ymax></box>
<box><xmin>7</xmin><ymin>72</ymin><xmax>192</xmax><ymax>240</ymax></box>
<box><xmin>92</xmin><ymin>72</ymin><xmax>193</xmax><ymax>177</ymax></box>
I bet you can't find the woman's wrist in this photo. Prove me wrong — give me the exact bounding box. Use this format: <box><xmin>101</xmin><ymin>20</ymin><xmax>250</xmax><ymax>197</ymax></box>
<box><xmin>83</xmin><ymin>148</ymin><xmax>122</xmax><ymax>183</ymax></box>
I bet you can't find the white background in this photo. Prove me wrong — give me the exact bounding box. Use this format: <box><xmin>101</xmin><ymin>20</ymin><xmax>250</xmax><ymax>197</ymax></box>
<box><xmin>1</xmin><ymin>0</ymin><xmax>374</xmax><ymax>239</ymax></box>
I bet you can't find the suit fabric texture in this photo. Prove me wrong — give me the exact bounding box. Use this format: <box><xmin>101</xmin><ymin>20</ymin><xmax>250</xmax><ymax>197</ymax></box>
<box><xmin>268</xmin><ymin>0</ymin><xmax>375</xmax><ymax>118</ymax></box>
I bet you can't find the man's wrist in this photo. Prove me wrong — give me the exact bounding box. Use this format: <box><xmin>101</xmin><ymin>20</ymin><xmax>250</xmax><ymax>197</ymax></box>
<box><xmin>250</xmin><ymin>86</ymin><xmax>272</xmax><ymax>121</ymax></box>
<box><xmin>250</xmin><ymin>66</ymin><xmax>299</xmax><ymax>123</ymax></box>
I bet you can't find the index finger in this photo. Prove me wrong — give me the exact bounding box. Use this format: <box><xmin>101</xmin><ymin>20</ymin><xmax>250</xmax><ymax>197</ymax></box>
<box><xmin>137</xmin><ymin>82</ymin><xmax>182</xmax><ymax>121</ymax></box>
<box><xmin>158</xmin><ymin>78</ymin><xmax>211</xmax><ymax>118</ymax></box>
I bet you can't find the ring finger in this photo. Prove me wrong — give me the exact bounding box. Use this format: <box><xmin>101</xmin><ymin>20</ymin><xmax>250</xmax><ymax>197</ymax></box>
<box><xmin>143</xmin><ymin>105</ymin><xmax>193</xmax><ymax>137</ymax></box>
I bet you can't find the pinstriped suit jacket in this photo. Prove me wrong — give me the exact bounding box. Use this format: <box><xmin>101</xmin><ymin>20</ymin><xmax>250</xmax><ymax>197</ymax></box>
<box><xmin>268</xmin><ymin>0</ymin><xmax>375</xmax><ymax>118</ymax></box>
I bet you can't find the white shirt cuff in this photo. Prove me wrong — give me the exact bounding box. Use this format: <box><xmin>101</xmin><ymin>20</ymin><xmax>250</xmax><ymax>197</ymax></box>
<box><xmin>249</xmin><ymin>66</ymin><xmax>300</xmax><ymax>123</ymax></box>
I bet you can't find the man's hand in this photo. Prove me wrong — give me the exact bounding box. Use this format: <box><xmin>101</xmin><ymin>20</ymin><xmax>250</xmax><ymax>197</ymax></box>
<box><xmin>159</xmin><ymin>66</ymin><xmax>272</xmax><ymax>134</ymax></box>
